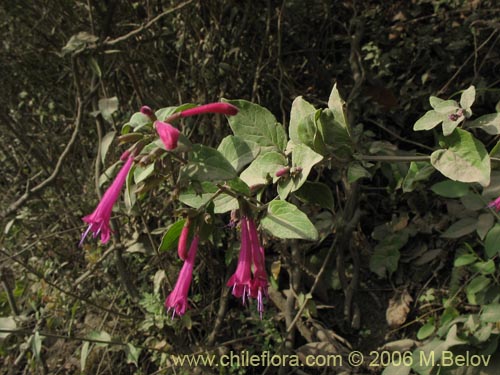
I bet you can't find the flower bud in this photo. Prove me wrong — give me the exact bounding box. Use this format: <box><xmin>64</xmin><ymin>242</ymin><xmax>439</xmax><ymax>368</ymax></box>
<box><xmin>178</xmin><ymin>219</ymin><xmax>190</xmax><ymax>260</ymax></box>
<box><xmin>154</xmin><ymin>121</ymin><xmax>180</xmax><ymax>150</ymax></box>
<box><xmin>140</xmin><ymin>105</ymin><xmax>156</xmax><ymax>120</ymax></box>
<box><xmin>275</xmin><ymin>166</ymin><xmax>290</xmax><ymax>178</ymax></box>
<box><xmin>180</xmin><ymin>102</ymin><xmax>239</xmax><ymax>118</ymax></box>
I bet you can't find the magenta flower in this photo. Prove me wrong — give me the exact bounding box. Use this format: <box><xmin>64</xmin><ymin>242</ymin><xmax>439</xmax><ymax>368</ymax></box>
<box><xmin>488</xmin><ymin>196</ymin><xmax>500</xmax><ymax>211</ymax></box>
<box><xmin>178</xmin><ymin>220</ymin><xmax>190</xmax><ymax>261</ymax></box>
<box><xmin>80</xmin><ymin>155</ymin><xmax>134</xmax><ymax>245</ymax></box>
<box><xmin>140</xmin><ymin>105</ymin><xmax>155</xmax><ymax>119</ymax></box>
<box><xmin>226</xmin><ymin>217</ymin><xmax>253</xmax><ymax>302</ymax></box>
<box><xmin>227</xmin><ymin>216</ymin><xmax>268</xmax><ymax>317</ymax></box>
<box><xmin>247</xmin><ymin>217</ymin><xmax>268</xmax><ymax>318</ymax></box>
<box><xmin>165</xmin><ymin>235</ymin><xmax>199</xmax><ymax>317</ymax></box>
<box><xmin>154</xmin><ymin>121</ymin><xmax>180</xmax><ymax>150</ymax></box>
<box><xmin>180</xmin><ymin>102</ymin><xmax>238</xmax><ymax>118</ymax></box>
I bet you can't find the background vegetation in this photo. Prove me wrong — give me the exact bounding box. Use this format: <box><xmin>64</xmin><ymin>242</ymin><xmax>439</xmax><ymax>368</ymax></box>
<box><xmin>1</xmin><ymin>0</ymin><xmax>500</xmax><ymax>374</ymax></box>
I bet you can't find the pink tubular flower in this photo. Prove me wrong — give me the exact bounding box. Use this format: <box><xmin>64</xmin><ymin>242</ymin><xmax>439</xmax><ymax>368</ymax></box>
<box><xmin>226</xmin><ymin>217</ymin><xmax>253</xmax><ymax>303</ymax></box>
<box><xmin>247</xmin><ymin>217</ymin><xmax>268</xmax><ymax>318</ymax></box>
<box><xmin>154</xmin><ymin>121</ymin><xmax>180</xmax><ymax>150</ymax></box>
<box><xmin>227</xmin><ymin>216</ymin><xmax>268</xmax><ymax>317</ymax></box>
<box><xmin>178</xmin><ymin>219</ymin><xmax>190</xmax><ymax>260</ymax></box>
<box><xmin>165</xmin><ymin>235</ymin><xmax>199</xmax><ymax>317</ymax></box>
<box><xmin>80</xmin><ymin>155</ymin><xmax>134</xmax><ymax>245</ymax></box>
<box><xmin>488</xmin><ymin>196</ymin><xmax>500</xmax><ymax>211</ymax></box>
<box><xmin>180</xmin><ymin>102</ymin><xmax>238</xmax><ymax>118</ymax></box>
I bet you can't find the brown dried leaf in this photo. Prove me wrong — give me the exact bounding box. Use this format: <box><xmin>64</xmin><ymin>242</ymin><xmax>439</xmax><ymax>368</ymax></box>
<box><xmin>386</xmin><ymin>290</ymin><xmax>413</xmax><ymax>328</ymax></box>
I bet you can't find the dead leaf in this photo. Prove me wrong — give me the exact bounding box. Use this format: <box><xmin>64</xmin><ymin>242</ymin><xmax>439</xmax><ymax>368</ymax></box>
<box><xmin>386</xmin><ymin>290</ymin><xmax>413</xmax><ymax>328</ymax></box>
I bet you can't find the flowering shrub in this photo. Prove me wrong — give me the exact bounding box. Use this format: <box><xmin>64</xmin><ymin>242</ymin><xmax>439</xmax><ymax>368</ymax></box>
<box><xmin>79</xmin><ymin>84</ymin><xmax>500</xmax><ymax>373</ymax></box>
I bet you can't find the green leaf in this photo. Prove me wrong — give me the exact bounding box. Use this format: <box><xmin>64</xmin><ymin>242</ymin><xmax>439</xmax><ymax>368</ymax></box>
<box><xmin>81</xmin><ymin>341</ymin><xmax>90</xmax><ymax>372</ymax></box>
<box><xmin>100</xmin><ymin>131</ymin><xmax>116</xmax><ymax>165</ymax></box>
<box><xmin>413</xmin><ymin>110</ymin><xmax>445</xmax><ymax>131</ymax></box>
<box><xmin>431</xmin><ymin>180</ymin><xmax>469</xmax><ymax>198</ymax></box>
<box><xmin>466</xmin><ymin>275</ymin><xmax>490</xmax><ymax>305</ymax></box>
<box><xmin>291</xmin><ymin>144</ymin><xmax>323</xmax><ymax>191</ymax></box>
<box><xmin>178</xmin><ymin>181</ymin><xmax>218</xmax><ymax>208</ymax></box>
<box><xmin>261</xmin><ymin>200</ymin><xmax>319</xmax><ymax>240</ymax></box>
<box><xmin>369</xmin><ymin>232</ymin><xmax>406</xmax><ymax>278</ymax></box>
<box><xmin>317</xmin><ymin>109</ymin><xmax>352</xmax><ymax>157</ymax></box>
<box><xmin>213</xmin><ymin>194</ymin><xmax>239</xmax><ymax>214</ymax></box>
<box><xmin>222</xmin><ymin>99</ymin><xmax>287</xmax><ymax>151</ymax></box>
<box><xmin>126</xmin><ymin>343</ymin><xmax>141</xmax><ymax>366</ymax></box>
<box><xmin>124</xmin><ymin>166</ymin><xmax>136</xmax><ymax>212</ymax></box>
<box><xmin>98</xmin><ymin>97</ymin><xmax>119</xmax><ymax>121</ymax></box>
<box><xmin>434</xmin><ymin>99</ymin><xmax>459</xmax><ymax>114</ymax></box>
<box><xmin>460</xmin><ymin>85</ymin><xmax>475</xmax><ymax>111</ymax></box>
<box><xmin>430</xmin><ymin>129</ymin><xmax>490</xmax><ymax>186</ymax></box>
<box><xmin>467</xmin><ymin>113</ymin><xmax>500</xmax><ymax>135</ymax></box>
<box><xmin>98</xmin><ymin>161</ymin><xmax>119</xmax><ymax>187</ymax></box>
<box><xmin>294</xmin><ymin>182</ymin><xmax>334</xmax><ymax>210</ymax></box>
<box><xmin>484</xmin><ymin>223</ymin><xmax>500</xmax><ymax>258</ymax></box>
<box><xmin>441</xmin><ymin>217</ymin><xmax>477</xmax><ymax>238</ymax></box>
<box><xmin>289</xmin><ymin>96</ymin><xmax>316</xmax><ymax>145</ymax></box>
<box><xmin>402</xmin><ymin>161</ymin><xmax>434</xmax><ymax>192</ymax></box>
<box><xmin>123</xmin><ymin>112</ymin><xmax>151</xmax><ymax>133</ymax></box>
<box><xmin>442</xmin><ymin>116</ymin><xmax>462</xmax><ymax>136</ymax></box>
<box><xmin>476</xmin><ymin>213</ymin><xmax>494</xmax><ymax>240</ymax></box>
<box><xmin>347</xmin><ymin>162</ymin><xmax>371</xmax><ymax>183</ymax></box>
<box><xmin>481</xmin><ymin>304</ymin><xmax>500</xmax><ymax>323</ymax></box>
<box><xmin>417</xmin><ymin>322</ymin><xmax>435</xmax><ymax>340</ymax></box>
<box><xmin>297</xmin><ymin>110</ymin><xmax>326</xmax><ymax>154</ymax></box>
<box><xmin>217</xmin><ymin>135</ymin><xmax>260</xmax><ymax>172</ymax></box>
<box><xmin>183</xmin><ymin>145</ymin><xmax>237</xmax><ymax>182</ymax></box>
<box><xmin>429</xmin><ymin>96</ymin><xmax>445</xmax><ymax>109</ymax></box>
<box><xmin>133</xmin><ymin>163</ymin><xmax>155</xmax><ymax>184</ymax></box>
<box><xmin>327</xmin><ymin>83</ymin><xmax>349</xmax><ymax>129</ymax></box>
<box><xmin>240</xmin><ymin>151</ymin><xmax>287</xmax><ymax>187</ymax></box>
<box><xmin>158</xmin><ymin>219</ymin><xmax>186</xmax><ymax>252</ymax></box>
<box><xmin>454</xmin><ymin>253</ymin><xmax>477</xmax><ymax>267</ymax></box>
<box><xmin>88</xmin><ymin>330</ymin><xmax>111</xmax><ymax>347</ymax></box>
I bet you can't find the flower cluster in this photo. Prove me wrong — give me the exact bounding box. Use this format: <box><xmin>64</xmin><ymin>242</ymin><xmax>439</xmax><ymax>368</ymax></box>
<box><xmin>226</xmin><ymin>216</ymin><xmax>269</xmax><ymax>318</ymax></box>
<box><xmin>79</xmin><ymin>101</ymin><xmax>269</xmax><ymax>321</ymax></box>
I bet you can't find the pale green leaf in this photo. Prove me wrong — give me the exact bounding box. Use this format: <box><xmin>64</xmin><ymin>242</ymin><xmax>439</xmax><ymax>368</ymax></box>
<box><xmin>217</xmin><ymin>135</ymin><xmax>260</xmax><ymax>172</ymax></box>
<box><xmin>100</xmin><ymin>131</ymin><xmax>116</xmax><ymax>165</ymax></box>
<box><xmin>467</xmin><ymin>113</ymin><xmax>500</xmax><ymax>135</ymax></box>
<box><xmin>413</xmin><ymin>110</ymin><xmax>445</xmax><ymax>131</ymax></box>
<box><xmin>481</xmin><ymin>304</ymin><xmax>500</xmax><ymax>323</ymax></box>
<box><xmin>98</xmin><ymin>97</ymin><xmax>119</xmax><ymax>121</ymax></box>
<box><xmin>327</xmin><ymin>83</ymin><xmax>348</xmax><ymax>128</ymax></box>
<box><xmin>133</xmin><ymin>163</ymin><xmax>155</xmax><ymax>184</ymax></box>
<box><xmin>239</xmin><ymin>152</ymin><xmax>287</xmax><ymax>187</ymax></box>
<box><xmin>430</xmin><ymin>129</ymin><xmax>490</xmax><ymax>186</ymax></box>
<box><xmin>182</xmin><ymin>145</ymin><xmax>237</xmax><ymax>182</ymax></box>
<box><xmin>289</xmin><ymin>96</ymin><xmax>316</xmax><ymax>145</ymax></box>
<box><xmin>291</xmin><ymin>144</ymin><xmax>323</xmax><ymax>191</ymax></box>
<box><xmin>0</xmin><ymin>316</ymin><xmax>17</xmax><ymax>339</ymax></box>
<box><xmin>460</xmin><ymin>85</ymin><xmax>475</xmax><ymax>111</ymax></box>
<box><xmin>81</xmin><ymin>341</ymin><xmax>90</xmax><ymax>372</ymax></box>
<box><xmin>261</xmin><ymin>200</ymin><xmax>319</xmax><ymax>240</ymax></box>
<box><xmin>88</xmin><ymin>330</ymin><xmax>111</xmax><ymax>347</ymax></box>
<box><xmin>223</xmin><ymin>99</ymin><xmax>287</xmax><ymax>151</ymax></box>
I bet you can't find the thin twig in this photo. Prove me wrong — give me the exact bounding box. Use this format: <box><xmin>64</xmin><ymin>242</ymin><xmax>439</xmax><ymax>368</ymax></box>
<box><xmin>103</xmin><ymin>0</ymin><xmax>194</xmax><ymax>46</ymax></box>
